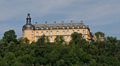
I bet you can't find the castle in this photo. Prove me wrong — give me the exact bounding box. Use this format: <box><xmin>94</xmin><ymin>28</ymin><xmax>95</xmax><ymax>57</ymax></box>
<box><xmin>22</xmin><ymin>13</ymin><xmax>92</xmax><ymax>43</ymax></box>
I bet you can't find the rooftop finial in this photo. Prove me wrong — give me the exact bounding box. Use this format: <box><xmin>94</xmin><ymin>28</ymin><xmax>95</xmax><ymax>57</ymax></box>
<box><xmin>26</xmin><ymin>13</ymin><xmax>31</xmax><ymax>24</ymax></box>
<box><xmin>35</xmin><ymin>22</ymin><xmax>37</xmax><ymax>24</ymax></box>
<box><xmin>45</xmin><ymin>21</ymin><xmax>47</xmax><ymax>24</ymax></box>
<box><xmin>70</xmin><ymin>20</ymin><xmax>73</xmax><ymax>23</ymax></box>
<box><xmin>61</xmin><ymin>21</ymin><xmax>64</xmax><ymax>25</ymax></box>
<box><xmin>81</xmin><ymin>20</ymin><xmax>83</xmax><ymax>23</ymax></box>
<box><xmin>54</xmin><ymin>21</ymin><xmax>56</xmax><ymax>24</ymax></box>
<box><xmin>27</xmin><ymin>13</ymin><xmax>31</xmax><ymax>18</ymax></box>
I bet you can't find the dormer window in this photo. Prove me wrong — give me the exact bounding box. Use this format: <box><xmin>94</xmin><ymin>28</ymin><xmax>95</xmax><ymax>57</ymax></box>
<box><xmin>41</xmin><ymin>27</ymin><xmax>43</xmax><ymax>30</ymax></box>
<box><xmin>67</xmin><ymin>27</ymin><xmax>69</xmax><ymax>29</ymax></box>
<box><xmin>63</xmin><ymin>27</ymin><xmax>65</xmax><ymax>29</ymax></box>
<box><xmin>83</xmin><ymin>25</ymin><xmax>85</xmax><ymax>28</ymax></box>
<box><xmin>57</xmin><ymin>27</ymin><xmax>59</xmax><ymax>29</ymax></box>
<box><xmin>46</xmin><ymin>27</ymin><xmax>48</xmax><ymax>30</ymax></box>
<box><xmin>72</xmin><ymin>27</ymin><xmax>74</xmax><ymax>29</ymax></box>
<box><xmin>36</xmin><ymin>27</ymin><xmax>39</xmax><ymax>30</ymax></box>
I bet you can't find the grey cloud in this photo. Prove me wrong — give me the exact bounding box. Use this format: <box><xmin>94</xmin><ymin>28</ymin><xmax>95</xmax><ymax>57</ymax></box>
<box><xmin>0</xmin><ymin>0</ymin><xmax>120</xmax><ymax>38</ymax></box>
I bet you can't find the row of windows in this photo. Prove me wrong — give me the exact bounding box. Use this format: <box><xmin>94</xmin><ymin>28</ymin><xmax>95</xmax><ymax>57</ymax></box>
<box><xmin>35</xmin><ymin>26</ymin><xmax>87</xmax><ymax>30</ymax></box>
<box><xmin>32</xmin><ymin>30</ymin><xmax>87</xmax><ymax>36</ymax></box>
<box><xmin>35</xmin><ymin>35</ymin><xmax>86</xmax><ymax>42</ymax></box>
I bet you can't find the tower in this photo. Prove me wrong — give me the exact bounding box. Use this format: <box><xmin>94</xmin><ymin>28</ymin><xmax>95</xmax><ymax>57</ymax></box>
<box><xmin>22</xmin><ymin>13</ymin><xmax>35</xmax><ymax>43</ymax></box>
<box><xmin>26</xmin><ymin>13</ymin><xmax>31</xmax><ymax>25</ymax></box>
<box><xmin>22</xmin><ymin>13</ymin><xmax>34</xmax><ymax>31</ymax></box>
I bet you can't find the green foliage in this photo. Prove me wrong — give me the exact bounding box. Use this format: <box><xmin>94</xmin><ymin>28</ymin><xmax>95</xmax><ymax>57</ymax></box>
<box><xmin>0</xmin><ymin>30</ymin><xmax>120</xmax><ymax>66</ymax></box>
<box><xmin>70</xmin><ymin>32</ymin><xmax>83</xmax><ymax>46</ymax></box>
<box><xmin>55</xmin><ymin>35</ymin><xmax>65</xmax><ymax>44</ymax></box>
<box><xmin>2</xmin><ymin>30</ymin><xmax>17</xmax><ymax>43</ymax></box>
<box><xmin>94</xmin><ymin>31</ymin><xmax>105</xmax><ymax>42</ymax></box>
<box><xmin>36</xmin><ymin>35</ymin><xmax>48</xmax><ymax>47</ymax></box>
<box><xmin>95</xmin><ymin>32</ymin><xmax>105</xmax><ymax>37</ymax></box>
<box><xmin>18</xmin><ymin>37</ymin><xmax>29</xmax><ymax>44</ymax></box>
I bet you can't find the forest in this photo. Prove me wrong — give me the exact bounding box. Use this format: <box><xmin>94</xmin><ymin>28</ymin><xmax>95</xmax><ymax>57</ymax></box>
<box><xmin>0</xmin><ymin>30</ymin><xmax>120</xmax><ymax>66</ymax></box>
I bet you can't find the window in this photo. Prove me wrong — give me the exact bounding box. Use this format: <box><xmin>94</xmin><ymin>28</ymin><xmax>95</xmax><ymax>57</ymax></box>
<box><xmin>32</xmin><ymin>31</ymin><xmax>34</xmax><ymax>35</ymax></box>
<box><xmin>46</xmin><ymin>31</ymin><xmax>48</xmax><ymax>36</ymax></box>
<box><xmin>56</xmin><ymin>31</ymin><xmax>59</xmax><ymax>35</ymax></box>
<box><xmin>63</xmin><ymin>31</ymin><xmax>65</xmax><ymax>35</ymax></box>
<box><xmin>46</xmin><ymin>28</ymin><xmax>48</xmax><ymax>30</ymax></box>
<box><xmin>83</xmin><ymin>30</ymin><xmax>86</xmax><ymax>34</ymax></box>
<box><xmin>67</xmin><ymin>27</ymin><xmax>69</xmax><ymax>29</ymax></box>
<box><xmin>83</xmin><ymin>26</ymin><xmax>85</xmax><ymax>28</ymax></box>
<box><xmin>41</xmin><ymin>31</ymin><xmax>44</xmax><ymax>35</ymax></box>
<box><xmin>50</xmin><ymin>27</ymin><xmax>52</xmax><ymax>30</ymax></box>
<box><xmin>32</xmin><ymin>37</ymin><xmax>34</xmax><ymax>39</ymax></box>
<box><xmin>63</xmin><ymin>27</ymin><xmax>65</xmax><ymax>29</ymax></box>
<box><xmin>41</xmin><ymin>27</ymin><xmax>43</xmax><ymax>30</ymax></box>
<box><xmin>36</xmin><ymin>36</ymin><xmax>39</xmax><ymax>40</ymax></box>
<box><xmin>82</xmin><ymin>30</ymin><xmax>86</xmax><ymax>39</ymax></box>
<box><xmin>50</xmin><ymin>31</ymin><xmax>52</xmax><ymax>36</ymax></box>
<box><xmin>36</xmin><ymin>32</ymin><xmax>39</xmax><ymax>36</ymax></box>
<box><xmin>36</xmin><ymin>27</ymin><xmax>39</xmax><ymax>30</ymax></box>
<box><xmin>77</xmin><ymin>30</ymin><xmax>79</xmax><ymax>33</ymax></box>
<box><xmin>50</xmin><ymin>36</ymin><xmax>53</xmax><ymax>42</ymax></box>
<box><xmin>73</xmin><ymin>30</ymin><xmax>74</xmax><ymax>32</ymax></box>
<box><xmin>72</xmin><ymin>27</ymin><xmax>74</xmax><ymax>29</ymax></box>
<box><xmin>67</xmin><ymin>30</ymin><xmax>69</xmax><ymax>32</ymax></box>
<box><xmin>82</xmin><ymin>35</ymin><xmax>86</xmax><ymax>39</ymax></box>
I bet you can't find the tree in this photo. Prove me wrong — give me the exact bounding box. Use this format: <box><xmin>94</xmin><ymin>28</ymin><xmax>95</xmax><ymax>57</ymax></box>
<box><xmin>106</xmin><ymin>36</ymin><xmax>118</xmax><ymax>56</ymax></box>
<box><xmin>54</xmin><ymin>35</ymin><xmax>65</xmax><ymax>45</ymax></box>
<box><xmin>36</xmin><ymin>35</ymin><xmax>46</xmax><ymax>47</ymax></box>
<box><xmin>18</xmin><ymin>37</ymin><xmax>29</xmax><ymax>44</ymax></box>
<box><xmin>69</xmin><ymin>32</ymin><xmax>83</xmax><ymax>46</ymax></box>
<box><xmin>94</xmin><ymin>31</ymin><xmax>105</xmax><ymax>42</ymax></box>
<box><xmin>94</xmin><ymin>32</ymin><xmax>105</xmax><ymax>48</ymax></box>
<box><xmin>1</xmin><ymin>29</ymin><xmax>120</xmax><ymax>66</ymax></box>
<box><xmin>17</xmin><ymin>54</ymin><xmax>34</xmax><ymax>66</ymax></box>
<box><xmin>2</xmin><ymin>30</ymin><xmax>17</xmax><ymax>43</ymax></box>
<box><xmin>3</xmin><ymin>52</ymin><xmax>16</xmax><ymax>66</ymax></box>
<box><xmin>106</xmin><ymin>36</ymin><xmax>117</xmax><ymax>44</ymax></box>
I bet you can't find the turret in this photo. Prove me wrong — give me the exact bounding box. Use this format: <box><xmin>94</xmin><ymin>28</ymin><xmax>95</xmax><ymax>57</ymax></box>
<box><xmin>22</xmin><ymin>13</ymin><xmax>35</xmax><ymax>31</ymax></box>
<box><xmin>26</xmin><ymin>13</ymin><xmax>31</xmax><ymax>25</ymax></box>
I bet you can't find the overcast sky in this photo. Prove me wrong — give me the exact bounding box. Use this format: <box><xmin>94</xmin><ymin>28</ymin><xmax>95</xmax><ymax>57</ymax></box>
<box><xmin>0</xmin><ymin>0</ymin><xmax>120</xmax><ymax>39</ymax></box>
